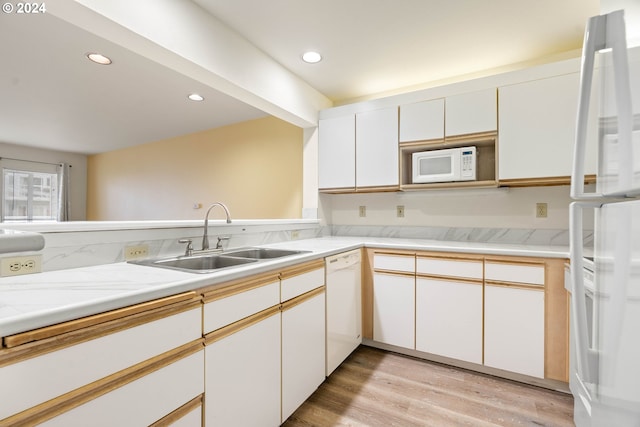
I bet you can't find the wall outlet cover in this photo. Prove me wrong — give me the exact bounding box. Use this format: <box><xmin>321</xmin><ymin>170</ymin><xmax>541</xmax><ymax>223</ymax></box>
<box><xmin>1</xmin><ymin>254</ymin><xmax>43</xmax><ymax>277</ymax></box>
<box><xmin>125</xmin><ymin>244</ymin><xmax>149</xmax><ymax>260</ymax></box>
<box><xmin>536</xmin><ymin>203</ymin><xmax>548</xmax><ymax>218</ymax></box>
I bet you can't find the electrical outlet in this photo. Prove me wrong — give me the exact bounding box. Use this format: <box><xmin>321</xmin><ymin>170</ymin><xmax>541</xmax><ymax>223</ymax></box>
<box><xmin>397</xmin><ymin>205</ymin><xmax>405</xmax><ymax>218</ymax></box>
<box><xmin>359</xmin><ymin>206</ymin><xmax>366</xmax><ymax>217</ymax></box>
<box><xmin>125</xmin><ymin>244</ymin><xmax>149</xmax><ymax>260</ymax></box>
<box><xmin>1</xmin><ymin>255</ymin><xmax>42</xmax><ymax>277</ymax></box>
<box><xmin>536</xmin><ymin>203</ymin><xmax>548</xmax><ymax>218</ymax></box>
<box><xmin>291</xmin><ymin>230</ymin><xmax>300</xmax><ymax>240</ymax></box>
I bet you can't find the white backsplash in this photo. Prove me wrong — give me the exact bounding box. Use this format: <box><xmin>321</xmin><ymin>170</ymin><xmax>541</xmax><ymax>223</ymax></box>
<box><xmin>1</xmin><ymin>221</ymin><xmax>324</xmax><ymax>272</ymax></box>
<box><xmin>328</xmin><ymin>224</ymin><xmax>589</xmax><ymax>247</ymax></box>
<box><xmin>1</xmin><ymin>220</ymin><xmax>586</xmax><ymax>273</ymax></box>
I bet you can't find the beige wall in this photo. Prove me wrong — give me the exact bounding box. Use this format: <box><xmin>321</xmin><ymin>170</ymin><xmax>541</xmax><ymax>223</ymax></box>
<box><xmin>87</xmin><ymin>116</ymin><xmax>303</xmax><ymax>220</ymax></box>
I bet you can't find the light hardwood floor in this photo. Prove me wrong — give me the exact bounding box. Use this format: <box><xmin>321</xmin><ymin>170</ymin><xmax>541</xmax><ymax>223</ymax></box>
<box><xmin>283</xmin><ymin>346</ymin><xmax>574</xmax><ymax>427</ymax></box>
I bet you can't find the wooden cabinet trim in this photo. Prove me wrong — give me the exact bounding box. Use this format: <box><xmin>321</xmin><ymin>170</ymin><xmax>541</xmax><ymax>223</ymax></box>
<box><xmin>485</xmin><ymin>280</ymin><xmax>544</xmax><ymax>291</ymax></box>
<box><xmin>373</xmin><ymin>270</ymin><xmax>415</xmax><ymax>279</ymax></box>
<box><xmin>149</xmin><ymin>394</ymin><xmax>203</xmax><ymax>427</ymax></box>
<box><xmin>416</xmin><ymin>252</ymin><xmax>484</xmax><ymax>262</ymax></box>
<box><xmin>3</xmin><ymin>292</ymin><xmax>198</xmax><ymax>349</ymax></box>
<box><xmin>1</xmin><ymin>340</ymin><xmax>204</xmax><ymax>426</ymax></box>
<box><xmin>201</xmin><ymin>272</ymin><xmax>280</xmax><ymax>302</ymax></box>
<box><xmin>319</xmin><ymin>187</ymin><xmax>356</xmax><ymax>194</ymax></box>
<box><xmin>544</xmin><ymin>258</ymin><xmax>570</xmax><ymax>382</ymax></box>
<box><xmin>417</xmin><ymin>274</ymin><xmax>483</xmax><ymax>285</ymax></box>
<box><xmin>499</xmin><ymin>174</ymin><xmax>596</xmax><ymax>188</ymax></box>
<box><xmin>204</xmin><ymin>305</ymin><xmax>281</xmax><ymax>345</ymax></box>
<box><xmin>484</xmin><ymin>258</ymin><xmax>545</xmax><ymax>267</ymax></box>
<box><xmin>354</xmin><ymin>185</ymin><xmax>400</xmax><ymax>193</ymax></box>
<box><xmin>0</xmin><ymin>299</ymin><xmax>202</xmax><ymax>366</ymax></box>
<box><xmin>279</xmin><ymin>259</ymin><xmax>325</xmax><ymax>281</ymax></box>
<box><xmin>281</xmin><ymin>286</ymin><xmax>325</xmax><ymax>312</ymax></box>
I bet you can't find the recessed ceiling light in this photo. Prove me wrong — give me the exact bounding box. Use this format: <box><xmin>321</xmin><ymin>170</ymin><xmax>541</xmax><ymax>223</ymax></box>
<box><xmin>86</xmin><ymin>53</ymin><xmax>112</xmax><ymax>65</ymax></box>
<box><xmin>188</xmin><ymin>93</ymin><xmax>204</xmax><ymax>101</ymax></box>
<box><xmin>302</xmin><ymin>51</ymin><xmax>322</xmax><ymax>64</ymax></box>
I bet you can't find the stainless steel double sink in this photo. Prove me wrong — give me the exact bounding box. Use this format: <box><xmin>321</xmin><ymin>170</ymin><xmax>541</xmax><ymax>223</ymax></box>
<box><xmin>129</xmin><ymin>247</ymin><xmax>309</xmax><ymax>273</ymax></box>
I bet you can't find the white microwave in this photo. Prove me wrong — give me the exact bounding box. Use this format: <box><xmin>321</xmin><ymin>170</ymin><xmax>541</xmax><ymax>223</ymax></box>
<box><xmin>412</xmin><ymin>146</ymin><xmax>477</xmax><ymax>184</ymax></box>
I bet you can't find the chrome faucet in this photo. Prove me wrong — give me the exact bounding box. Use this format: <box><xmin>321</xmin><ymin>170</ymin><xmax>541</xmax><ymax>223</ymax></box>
<box><xmin>202</xmin><ymin>202</ymin><xmax>232</xmax><ymax>250</ymax></box>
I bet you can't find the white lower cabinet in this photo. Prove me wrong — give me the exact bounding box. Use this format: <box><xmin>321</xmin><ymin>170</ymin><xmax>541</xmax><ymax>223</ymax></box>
<box><xmin>43</xmin><ymin>350</ymin><xmax>204</xmax><ymax>427</ymax></box>
<box><xmin>205</xmin><ymin>308</ymin><xmax>281</xmax><ymax>427</ymax></box>
<box><xmin>484</xmin><ymin>284</ymin><xmax>545</xmax><ymax>378</ymax></box>
<box><xmin>0</xmin><ymin>294</ymin><xmax>203</xmax><ymax>426</ymax></box>
<box><xmin>202</xmin><ymin>260</ymin><xmax>326</xmax><ymax>426</ymax></box>
<box><xmin>373</xmin><ymin>272</ymin><xmax>415</xmax><ymax>349</ymax></box>
<box><xmin>415</xmin><ymin>278</ymin><xmax>483</xmax><ymax>364</ymax></box>
<box><xmin>281</xmin><ymin>290</ymin><xmax>326</xmax><ymax>422</ymax></box>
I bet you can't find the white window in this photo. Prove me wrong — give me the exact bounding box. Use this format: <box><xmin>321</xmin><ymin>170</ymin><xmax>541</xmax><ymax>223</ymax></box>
<box><xmin>1</xmin><ymin>159</ymin><xmax>59</xmax><ymax>222</ymax></box>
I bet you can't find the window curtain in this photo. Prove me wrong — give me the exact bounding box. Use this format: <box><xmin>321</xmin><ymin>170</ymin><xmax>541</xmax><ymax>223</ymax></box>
<box><xmin>57</xmin><ymin>163</ymin><xmax>70</xmax><ymax>221</ymax></box>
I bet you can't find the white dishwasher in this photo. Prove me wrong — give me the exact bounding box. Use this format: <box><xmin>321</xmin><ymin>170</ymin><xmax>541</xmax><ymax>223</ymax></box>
<box><xmin>325</xmin><ymin>249</ymin><xmax>362</xmax><ymax>376</ymax></box>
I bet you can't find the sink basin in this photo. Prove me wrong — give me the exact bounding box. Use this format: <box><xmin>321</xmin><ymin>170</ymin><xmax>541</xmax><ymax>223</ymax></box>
<box><xmin>224</xmin><ymin>247</ymin><xmax>309</xmax><ymax>259</ymax></box>
<box><xmin>129</xmin><ymin>247</ymin><xmax>308</xmax><ymax>274</ymax></box>
<box><xmin>131</xmin><ymin>254</ymin><xmax>257</xmax><ymax>273</ymax></box>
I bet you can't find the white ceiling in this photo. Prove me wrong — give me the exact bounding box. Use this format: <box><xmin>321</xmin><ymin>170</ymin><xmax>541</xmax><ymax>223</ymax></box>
<box><xmin>195</xmin><ymin>0</ymin><xmax>599</xmax><ymax>102</ymax></box>
<box><xmin>0</xmin><ymin>0</ymin><xmax>598</xmax><ymax>155</ymax></box>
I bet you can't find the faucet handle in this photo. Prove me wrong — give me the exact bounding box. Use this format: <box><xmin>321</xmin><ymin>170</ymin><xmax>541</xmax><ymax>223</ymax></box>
<box><xmin>216</xmin><ymin>236</ymin><xmax>230</xmax><ymax>250</ymax></box>
<box><xmin>178</xmin><ymin>239</ymin><xmax>193</xmax><ymax>256</ymax></box>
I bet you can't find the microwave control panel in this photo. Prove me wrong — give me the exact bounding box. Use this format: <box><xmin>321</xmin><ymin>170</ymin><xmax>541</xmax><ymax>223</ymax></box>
<box><xmin>460</xmin><ymin>147</ymin><xmax>476</xmax><ymax>179</ymax></box>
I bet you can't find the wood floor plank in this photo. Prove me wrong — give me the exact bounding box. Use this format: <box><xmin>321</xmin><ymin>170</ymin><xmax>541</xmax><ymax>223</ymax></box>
<box><xmin>283</xmin><ymin>346</ymin><xmax>574</xmax><ymax>427</ymax></box>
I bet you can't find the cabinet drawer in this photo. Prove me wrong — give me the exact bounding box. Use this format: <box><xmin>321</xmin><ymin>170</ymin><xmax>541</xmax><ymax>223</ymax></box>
<box><xmin>203</xmin><ymin>280</ymin><xmax>280</xmax><ymax>333</ymax></box>
<box><xmin>373</xmin><ymin>253</ymin><xmax>415</xmax><ymax>273</ymax></box>
<box><xmin>42</xmin><ymin>350</ymin><xmax>204</xmax><ymax>427</ymax></box>
<box><xmin>281</xmin><ymin>266</ymin><xmax>324</xmax><ymax>302</ymax></box>
<box><xmin>0</xmin><ymin>304</ymin><xmax>201</xmax><ymax>420</ymax></box>
<box><xmin>416</xmin><ymin>256</ymin><xmax>482</xmax><ymax>280</ymax></box>
<box><xmin>485</xmin><ymin>261</ymin><xmax>544</xmax><ymax>285</ymax></box>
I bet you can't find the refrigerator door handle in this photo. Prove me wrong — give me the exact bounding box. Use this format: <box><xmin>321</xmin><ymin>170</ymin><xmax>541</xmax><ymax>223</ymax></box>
<box><xmin>569</xmin><ymin>202</ymin><xmax>601</xmax><ymax>383</ymax></box>
<box><xmin>571</xmin><ymin>10</ymin><xmax>633</xmax><ymax>200</ymax></box>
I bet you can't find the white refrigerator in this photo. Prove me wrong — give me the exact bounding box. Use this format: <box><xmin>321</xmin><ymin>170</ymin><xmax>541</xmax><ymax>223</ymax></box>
<box><xmin>570</xmin><ymin>7</ymin><xmax>640</xmax><ymax>426</ymax></box>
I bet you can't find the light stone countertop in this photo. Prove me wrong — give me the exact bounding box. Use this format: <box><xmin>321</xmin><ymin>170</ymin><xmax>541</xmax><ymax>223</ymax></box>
<box><xmin>0</xmin><ymin>236</ymin><xmax>569</xmax><ymax>338</ymax></box>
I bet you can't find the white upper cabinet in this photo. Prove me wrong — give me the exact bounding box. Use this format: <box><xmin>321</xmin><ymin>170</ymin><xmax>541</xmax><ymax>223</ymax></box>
<box><xmin>498</xmin><ymin>73</ymin><xmax>597</xmax><ymax>181</ymax></box>
<box><xmin>318</xmin><ymin>115</ymin><xmax>355</xmax><ymax>189</ymax></box>
<box><xmin>356</xmin><ymin>107</ymin><xmax>399</xmax><ymax>188</ymax></box>
<box><xmin>399</xmin><ymin>98</ymin><xmax>445</xmax><ymax>142</ymax></box>
<box><xmin>445</xmin><ymin>88</ymin><xmax>497</xmax><ymax>136</ymax></box>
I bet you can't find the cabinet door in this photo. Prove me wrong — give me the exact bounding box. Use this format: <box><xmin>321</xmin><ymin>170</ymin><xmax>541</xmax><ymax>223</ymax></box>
<box><xmin>42</xmin><ymin>350</ymin><xmax>204</xmax><ymax>427</ymax></box>
<box><xmin>484</xmin><ymin>285</ymin><xmax>545</xmax><ymax>378</ymax></box>
<box><xmin>399</xmin><ymin>98</ymin><xmax>444</xmax><ymax>142</ymax></box>
<box><xmin>445</xmin><ymin>88</ymin><xmax>497</xmax><ymax>136</ymax></box>
<box><xmin>356</xmin><ymin>107</ymin><xmax>399</xmax><ymax>188</ymax></box>
<box><xmin>282</xmin><ymin>290</ymin><xmax>326</xmax><ymax>423</ymax></box>
<box><xmin>416</xmin><ymin>278</ymin><xmax>483</xmax><ymax>364</ymax></box>
<box><xmin>373</xmin><ymin>272</ymin><xmax>415</xmax><ymax>349</ymax></box>
<box><xmin>205</xmin><ymin>310</ymin><xmax>281</xmax><ymax>427</ymax></box>
<box><xmin>498</xmin><ymin>73</ymin><xmax>597</xmax><ymax>180</ymax></box>
<box><xmin>318</xmin><ymin>115</ymin><xmax>355</xmax><ymax>189</ymax></box>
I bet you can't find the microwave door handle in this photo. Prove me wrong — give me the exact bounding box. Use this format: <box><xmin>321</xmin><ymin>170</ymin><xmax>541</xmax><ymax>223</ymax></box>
<box><xmin>571</xmin><ymin>14</ymin><xmax>605</xmax><ymax>200</ymax></box>
<box><xmin>570</xmin><ymin>202</ymin><xmax>601</xmax><ymax>382</ymax></box>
